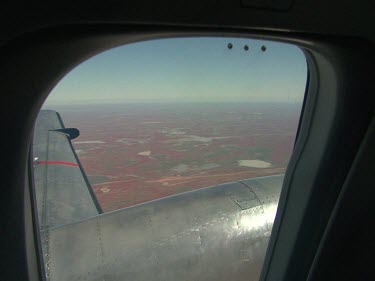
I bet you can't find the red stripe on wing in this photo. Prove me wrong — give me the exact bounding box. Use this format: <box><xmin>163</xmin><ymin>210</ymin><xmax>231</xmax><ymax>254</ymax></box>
<box><xmin>37</xmin><ymin>161</ymin><xmax>79</xmax><ymax>167</ymax></box>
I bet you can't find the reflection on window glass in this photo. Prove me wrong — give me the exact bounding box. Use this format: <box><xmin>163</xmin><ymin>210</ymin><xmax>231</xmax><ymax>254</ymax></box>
<box><xmin>33</xmin><ymin>37</ymin><xmax>307</xmax><ymax>281</ymax></box>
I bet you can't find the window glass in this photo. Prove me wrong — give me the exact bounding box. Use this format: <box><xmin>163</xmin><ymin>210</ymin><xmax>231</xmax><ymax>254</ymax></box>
<box><xmin>33</xmin><ymin>37</ymin><xmax>307</xmax><ymax>281</ymax></box>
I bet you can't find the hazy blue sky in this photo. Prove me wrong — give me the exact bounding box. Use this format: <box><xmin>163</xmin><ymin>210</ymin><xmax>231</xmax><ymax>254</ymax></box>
<box><xmin>44</xmin><ymin>37</ymin><xmax>307</xmax><ymax>106</ymax></box>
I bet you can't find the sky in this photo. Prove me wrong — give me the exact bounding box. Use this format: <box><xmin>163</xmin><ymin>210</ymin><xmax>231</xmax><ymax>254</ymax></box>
<box><xmin>44</xmin><ymin>37</ymin><xmax>307</xmax><ymax>106</ymax></box>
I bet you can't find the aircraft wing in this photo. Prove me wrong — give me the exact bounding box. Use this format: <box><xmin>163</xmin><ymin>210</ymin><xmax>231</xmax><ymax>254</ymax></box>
<box><xmin>33</xmin><ymin>110</ymin><xmax>284</xmax><ymax>281</ymax></box>
<box><xmin>33</xmin><ymin>110</ymin><xmax>102</xmax><ymax>230</ymax></box>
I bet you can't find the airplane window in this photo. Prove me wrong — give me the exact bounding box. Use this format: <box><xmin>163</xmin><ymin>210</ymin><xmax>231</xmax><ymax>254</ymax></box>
<box><xmin>32</xmin><ymin>37</ymin><xmax>307</xmax><ymax>281</ymax></box>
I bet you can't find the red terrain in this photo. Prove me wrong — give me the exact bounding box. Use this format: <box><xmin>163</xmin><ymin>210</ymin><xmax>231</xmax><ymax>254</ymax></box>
<box><xmin>56</xmin><ymin>103</ymin><xmax>301</xmax><ymax>212</ymax></box>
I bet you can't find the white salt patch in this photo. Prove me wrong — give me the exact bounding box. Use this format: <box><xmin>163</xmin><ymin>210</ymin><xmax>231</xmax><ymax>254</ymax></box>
<box><xmin>238</xmin><ymin>160</ymin><xmax>272</xmax><ymax>168</ymax></box>
<box><xmin>74</xmin><ymin>140</ymin><xmax>105</xmax><ymax>144</ymax></box>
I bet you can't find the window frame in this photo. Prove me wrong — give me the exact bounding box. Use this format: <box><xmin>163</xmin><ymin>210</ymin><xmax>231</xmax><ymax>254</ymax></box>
<box><xmin>0</xmin><ymin>26</ymin><xmax>372</xmax><ymax>281</ymax></box>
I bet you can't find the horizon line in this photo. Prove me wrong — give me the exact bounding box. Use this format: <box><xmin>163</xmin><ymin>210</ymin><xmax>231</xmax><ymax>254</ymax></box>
<box><xmin>43</xmin><ymin>100</ymin><xmax>303</xmax><ymax>107</ymax></box>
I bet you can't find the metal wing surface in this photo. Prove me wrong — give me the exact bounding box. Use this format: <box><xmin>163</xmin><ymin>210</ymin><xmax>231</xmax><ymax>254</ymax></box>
<box><xmin>33</xmin><ymin>110</ymin><xmax>284</xmax><ymax>281</ymax></box>
<box><xmin>33</xmin><ymin>110</ymin><xmax>101</xmax><ymax>230</ymax></box>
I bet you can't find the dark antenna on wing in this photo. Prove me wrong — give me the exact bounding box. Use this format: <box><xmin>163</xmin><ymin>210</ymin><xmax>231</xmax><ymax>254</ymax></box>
<box><xmin>50</xmin><ymin>128</ymin><xmax>80</xmax><ymax>140</ymax></box>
